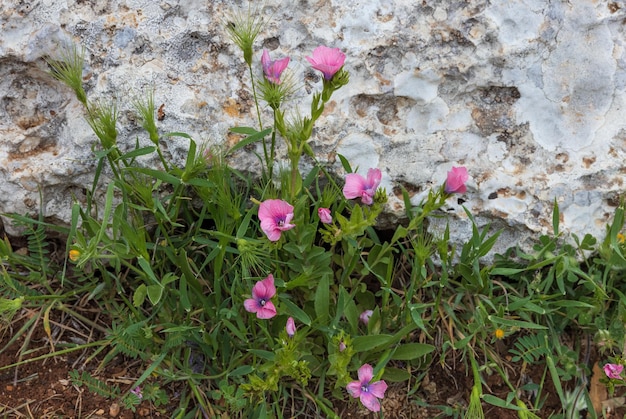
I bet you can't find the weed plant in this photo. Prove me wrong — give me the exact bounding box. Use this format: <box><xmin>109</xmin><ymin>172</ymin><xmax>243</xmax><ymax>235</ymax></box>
<box><xmin>1</xmin><ymin>6</ymin><xmax>626</xmax><ymax>419</ymax></box>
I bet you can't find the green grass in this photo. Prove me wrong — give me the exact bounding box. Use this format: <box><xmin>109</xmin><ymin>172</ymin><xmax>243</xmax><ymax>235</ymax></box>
<box><xmin>1</xmin><ymin>7</ymin><xmax>626</xmax><ymax>418</ymax></box>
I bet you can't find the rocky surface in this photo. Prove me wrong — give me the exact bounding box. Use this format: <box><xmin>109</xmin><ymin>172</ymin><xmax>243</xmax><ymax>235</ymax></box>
<box><xmin>1</xmin><ymin>0</ymin><xmax>626</xmax><ymax>254</ymax></box>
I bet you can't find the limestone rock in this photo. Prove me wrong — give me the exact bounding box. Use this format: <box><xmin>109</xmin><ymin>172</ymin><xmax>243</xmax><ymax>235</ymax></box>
<box><xmin>1</xmin><ymin>0</ymin><xmax>626</xmax><ymax>256</ymax></box>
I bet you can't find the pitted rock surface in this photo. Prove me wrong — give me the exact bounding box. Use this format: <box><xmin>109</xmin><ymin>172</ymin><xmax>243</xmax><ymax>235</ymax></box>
<box><xmin>2</xmin><ymin>0</ymin><xmax>626</xmax><ymax>255</ymax></box>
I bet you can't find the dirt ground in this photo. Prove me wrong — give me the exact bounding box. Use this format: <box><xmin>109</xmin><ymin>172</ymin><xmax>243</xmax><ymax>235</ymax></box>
<box><xmin>1</xmin><ymin>313</ymin><xmax>626</xmax><ymax>418</ymax></box>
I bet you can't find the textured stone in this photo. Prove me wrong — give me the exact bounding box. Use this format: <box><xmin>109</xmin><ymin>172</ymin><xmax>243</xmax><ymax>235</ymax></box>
<box><xmin>2</xmin><ymin>0</ymin><xmax>626</xmax><ymax>256</ymax></box>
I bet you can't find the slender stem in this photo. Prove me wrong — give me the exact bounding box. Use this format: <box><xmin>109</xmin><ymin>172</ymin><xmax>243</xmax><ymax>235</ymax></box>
<box><xmin>56</xmin><ymin>303</ymin><xmax>110</xmax><ymax>334</ymax></box>
<box><xmin>248</xmin><ymin>63</ymin><xmax>263</xmax><ymax>131</ymax></box>
<box><xmin>247</xmin><ymin>63</ymin><xmax>274</xmax><ymax>182</ymax></box>
<box><xmin>0</xmin><ymin>339</ymin><xmax>110</xmax><ymax>372</ymax></box>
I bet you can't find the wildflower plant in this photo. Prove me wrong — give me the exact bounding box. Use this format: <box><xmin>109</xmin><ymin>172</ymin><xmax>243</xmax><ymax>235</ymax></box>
<box><xmin>4</xmin><ymin>3</ymin><xmax>626</xmax><ymax>418</ymax></box>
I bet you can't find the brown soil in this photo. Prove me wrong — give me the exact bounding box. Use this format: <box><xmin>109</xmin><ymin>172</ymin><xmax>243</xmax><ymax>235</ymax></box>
<box><xmin>0</xmin><ymin>313</ymin><xmax>175</xmax><ymax>418</ymax></box>
<box><xmin>2</xmin><ymin>314</ymin><xmax>626</xmax><ymax>418</ymax></box>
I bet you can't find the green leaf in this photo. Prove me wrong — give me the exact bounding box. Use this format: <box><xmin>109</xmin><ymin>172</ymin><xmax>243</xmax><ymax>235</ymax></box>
<box><xmin>137</xmin><ymin>257</ymin><xmax>159</xmax><ymax>285</ymax></box>
<box><xmin>229</xmin><ymin>126</ymin><xmax>260</xmax><ymax>135</ymax></box>
<box><xmin>490</xmin><ymin>267</ymin><xmax>527</xmax><ymax>276</ymax></box>
<box><xmin>381</xmin><ymin>367</ymin><xmax>411</xmax><ymax>382</ymax></box>
<box><xmin>488</xmin><ymin>315</ymin><xmax>547</xmax><ymax>330</ymax></box>
<box><xmin>147</xmin><ymin>284</ymin><xmax>163</xmax><ymax>305</ymax></box>
<box><xmin>482</xmin><ymin>395</ymin><xmax>523</xmax><ymax>410</ymax></box>
<box><xmin>314</xmin><ymin>275</ymin><xmax>330</xmax><ymax>323</ymax></box>
<box><xmin>546</xmin><ymin>354</ymin><xmax>566</xmax><ymax>405</ymax></box>
<box><xmin>125</xmin><ymin>167</ymin><xmax>181</xmax><ymax>186</ymax></box>
<box><xmin>163</xmin><ymin>131</ymin><xmax>193</xmax><ymax>139</ymax></box>
<box><xmin>229</xmin><ymin>366</ymin><xmax>254</xmax><ymax>377</ymax></box>
<box><xmin>337</xmin><ymin>154</ymin><xmax>353</xmax><ymax>173</ymax></box>
<box><xmin>118</xmin><ymin>146</ymin><xmax>156</xmax><ymax>160</ymax></box>
<box><xmin>552</xmin><ymin>198</ymin><xmax>560</xmax><ymax>236</ymax></box>
<box><xmin>133</xmin><ymin>284</ymin><xmax>147</xmax><ymax>307</ymax></box>
<box><xmin>226</xmin><ymin>127</ymin><xmax>273</xmax><ymax>156</ymax></box>
<box><xmin>247</xmin><ymin>349</ymin><xmax>275</xmax><ymax>361</ymax></box>
<box><xmin>352</xmin><ymin>334</ymin><xmax>393</xmax><ymax>352</ymax></box>
<box><xmin>392</xmin><ymin>343</ymin><xmax>435</xmax><ymax>360</ymax></box>
<box><xmin>280</xmin><ymin>298</ymin><xmax>312</xmax><ymax>326</ymax></box>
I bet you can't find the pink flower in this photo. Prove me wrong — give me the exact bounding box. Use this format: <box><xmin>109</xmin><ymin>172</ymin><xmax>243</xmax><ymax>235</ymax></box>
<box><xmin>130</xmin><ymin>386</ymin><xmax>142</xmax><ymax>400</ymax></box>
<box><xmin>359</xmin><ymin>309</ymin><xmax>373</xmax><ymax>325</ymax></box>
<box><xmin>258</xmin><ymin>199</ymin><xmax>296</xmax><ymax>241</ymax></box>
<box><xmin>306</xmin><ymin>45</ymin><xmax>346</xmax><ymax>80</ymax></box>
<box><xmin>261</xmin><ymin>49</ymin><xmax>290</xmax><ymax>84</ymax></box>
<box><xmin>346</xmin><ymin>364</ymin><xmax>388</xmax><ymax>412</ymax></box>
<box><xmin>339</xmin><ymin>341</ymin><xmax>347</xmax><ymax>352</ymax></box>
<box><xmin>445</xmin><ymin>166</ymin><xmax>469</xmax><ymax>194</ymax></box>
<box><xmin>244</xmin><ymin>274</ymin><xmax>277</xmax><ymax>319</ymax></box>
<box><xmin>604</xmin><ymin>363</ymin><xmax>624</xmax><ymax>379</ymax></box>
<box><xmin>343</xmin><ymin>168</ymin><xmax>382</xmax><ymax>205</ymax></box>
<box><xmin>318</xmin><ymin>207</ymin><xmax>332</xmax><ymax>224</ymax></box>
<box><xmin>286</xmin><ymin>317</ymin><xmax>296</xmax><ymax>337</ymax></box>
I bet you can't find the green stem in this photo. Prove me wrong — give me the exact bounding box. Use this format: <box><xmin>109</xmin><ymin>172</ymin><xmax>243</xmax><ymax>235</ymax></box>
<box><xmin>56</xmin><ymin>303</ymin><xmax>110</xmax><ymax>334</ymax></box>
<box><xmin>247</xmin><ymin>63</ymin><xmax>272</xmax><ymax>181</ymax></box>
<box><xmin>0</xmin><ymin>339</ymin><xmax>110</xmax><ymax>372</ymax></box>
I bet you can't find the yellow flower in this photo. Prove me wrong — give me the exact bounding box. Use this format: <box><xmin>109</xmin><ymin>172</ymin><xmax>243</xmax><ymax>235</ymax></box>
<box><xmin>494</xmin><ymin>328</ymin><xmax>505</xmax><ymax>340</ymax></box>
<box><xmin>618</xmin><ymin>233</ymin><xmax>625</xmax><ymax>244</ymax></box>
<box><xmin>68</xmin><ymin>249</ymin><xmax>81</xmax><ymax>262</ymax></box>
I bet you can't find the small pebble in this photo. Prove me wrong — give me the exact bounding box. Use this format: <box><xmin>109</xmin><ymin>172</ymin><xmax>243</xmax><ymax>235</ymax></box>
<box><xmin>109</xmin><ymin>402</ymin><xmax>120</xmax><ymax>417</ymax></box>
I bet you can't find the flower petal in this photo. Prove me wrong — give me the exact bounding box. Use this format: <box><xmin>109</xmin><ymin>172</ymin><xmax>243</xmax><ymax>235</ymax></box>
<box><xmin>368</xmin><ymin>380</ymin><xmax>388</xmax><ymax>399</ymax></box>
<box><xmin>259</xmin><ymin>274</ymin><xmax>276</xmax><ymax>298</ymax></box>
<box><xmin>261</xmin><ymin>49</ymin><xmax>271</xmax><ymax>71</ymax></box>
<box><xmin>343</xmin><ymin>173</ymin><xmax>367</xmax><ymax>200</ymax></box>
<box><xmin>346</xmin><ymin>381</ymin><xmax>362</xmax><ymax>398</ymax></box>
<box><xmin>445</xmin><ymin>166</ymin><xmax>469</xmax><ymax>194</ymax></box>
<box><xmin>260</xmin><ymin>220</ymin><xmax>281</xmax><ymax>241</ymax></box>
<box><xmin>306</xmin><ymin>46</ymin><xmax>346</xmax><ymax>79</ymax></box>
<box><xmin>251</xmin><ymin>280</ymin><xmax>266</xmax><ymax>300</ymax></box>
<box><xmin>256</xmin><ymin>301</ymin><xmax>277</xmax><ymax>319</ymax></box>
<box><xmin>357</xmin><ymin>364</ymin><xmax>374</xmax><ymax>383</ymax></box>
<box><xmin>243</xmin><ymin>298</ymin><xmax>259</xmax><ymax>313</ymax></box>
<box><xmin>360</xmin><ymin>393</ymin><xmax>381</xmax><ymax>412</ymax></box>
<box><xmin>366</xmin><ymin>168</ymin><xmax>382</xmax><ymax>189</ymax></box>
<box><xmin>286</xmin><ymin>317</ymin><xmax>296</xmax><ymax>337</ymax></box>
<box><xmin>318</xmin><ymin>208</ymin><xmax>332</xmax><ymax>224</ymax></box>
<box><xmin>360</xmin><ymin>193</ymin><xmax>374</xmax><ymax>205</ymax></box>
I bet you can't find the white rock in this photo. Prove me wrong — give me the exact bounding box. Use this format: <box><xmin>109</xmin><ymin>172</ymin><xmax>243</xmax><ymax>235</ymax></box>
<box><xmin>1</xmin><ymin>0</ymin><xmax>625</xmax><ymax>258</ymax></box>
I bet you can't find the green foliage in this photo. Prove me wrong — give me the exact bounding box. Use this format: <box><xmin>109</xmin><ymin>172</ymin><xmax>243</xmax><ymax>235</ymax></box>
<box><xmin>2</xmin><ymin>6</ymin><xmax>626</xmax><ymax>418</ymax></box>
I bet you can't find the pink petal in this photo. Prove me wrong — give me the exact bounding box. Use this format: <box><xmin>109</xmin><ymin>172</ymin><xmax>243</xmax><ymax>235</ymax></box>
<box><xmin>306</xmin><ymin>46</ymin><xmax>346</xmax><ymax>79</ymax></box>
<box><xmin>346</xmin><ymin>381</ymin><xmax>362</xmax><ymax>398</ymax></box>
<box><xmin>259</xmin><ymin>274</ymin><xmax>276</xmax><ymax>298</ymax></box>
<box><xmin>360</xmin><ymin>192</ymin><xmax>374</xmax><ymax>205</ymax></box>
<box><xmin>261</xmin><ymin>49</ymin><xmax>271</xmax><ymax>70</ymax></box>
<box><xmin>357</xmin><ymin>364</ymin><xmax>374</xmax><ymax>383</ymax></box>
<box><xmin>251</xmin><ymin>280</ymin><xmax>266</xmax><ymax>300</ymax></box>
<box><xmin>359</xmin><ymin>310</ymin><xmax>373</xmax><ymax>325</ymax></box>
<box><xmin>286</xmin><ymin>317</ymin><xmax>296</xmax><ymax>337</ymax></box>
<box><xmin>260</xmin><ymin>220</ymin><xmax>281</xmax><ymax>241</ymax></box>
<box><xmin>445</xmin><ymin>166</ymin><xmax>469</xmax><ymax>194</ymax></box>
<box><xmin>368</xmin><ymin>380</ymin><xmax>387</xmax><ymax>399</ymax></box>
<box><xmin>258</xmin><ymin>200</ymin><xmax>295</xmax><ymax>239</ymax></box>
<box><xmin>360</xmin><ymin>393</ymin><xmax>381</xmax><ymax>412</ymax></box>
<box><xmin>366</xmin><ymin>168</ymin><xmax>382</xmax><ymax>189</ymax></box>
<box><xmin>343</xmin><ymin>173</ymin><xmax>367</xmax><ymax>200</ymax></box>
<box><xmin>243</xmin><ymin>298</ymin><xmax>259</xmax><ymax>313</ymax></box>
<box><xmin>273</xmin><ymin>57</ymin><xmax>290</xmax><ymax>74</ymax></box>
<box><xmin>318</xmin><ymin>208</ymin><xmax>332</xmax><ymax>224</ymax></box>
<box><xmin>256</xmin><ymin>301</ymin><xmax>277</xmax><ymax>319</ymax></box>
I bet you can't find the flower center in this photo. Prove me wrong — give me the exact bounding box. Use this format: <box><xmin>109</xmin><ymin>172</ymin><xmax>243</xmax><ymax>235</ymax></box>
<box><xmin>277</xmin><ymin>219</ymin><xmax>284</xmax><ymax>227</ymax></box>
<box><xmin>259</xmin><ymin>299</ymin><xmax>266</xmax><ymax>306</ymax></box>
<box><xmin>361</xmin><ymin>384</ymin><xmax>369</xmax><ymax>393</ymax></box>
